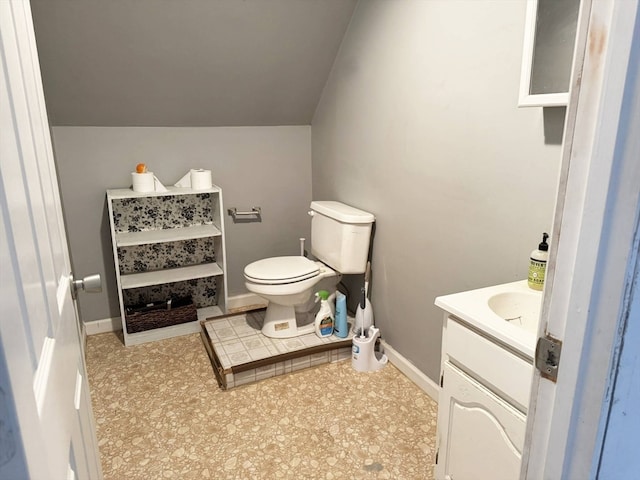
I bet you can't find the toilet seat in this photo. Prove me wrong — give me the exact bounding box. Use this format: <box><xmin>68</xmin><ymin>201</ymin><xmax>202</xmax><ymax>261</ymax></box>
<box><xmin>244</xmin><ymin>256</ymin><xmax>320</xmax><ymax>285</ymax></box>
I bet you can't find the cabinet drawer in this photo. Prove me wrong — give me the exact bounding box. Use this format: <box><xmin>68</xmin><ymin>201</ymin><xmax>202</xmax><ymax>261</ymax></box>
<box><xmin>445</xmin><ymin>316</ymin><xmax>533</xmax><ymax>412</ymax></box>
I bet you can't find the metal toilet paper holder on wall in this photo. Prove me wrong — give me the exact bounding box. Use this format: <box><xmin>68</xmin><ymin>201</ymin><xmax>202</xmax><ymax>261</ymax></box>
<box><xmin>227</xmin><ymin>207</ymin><xmax>262</xmax><ymax>223</ymax></box>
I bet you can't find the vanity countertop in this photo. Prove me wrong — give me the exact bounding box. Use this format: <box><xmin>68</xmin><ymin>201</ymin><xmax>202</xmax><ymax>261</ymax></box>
<box><xmin>435</xmin><ymin>280</ymin><xmax>542</xmax><ymax>359</ymax></box>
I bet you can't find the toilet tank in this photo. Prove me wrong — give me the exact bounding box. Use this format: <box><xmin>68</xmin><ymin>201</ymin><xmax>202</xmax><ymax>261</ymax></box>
<box><xmin>309</xmin><ymin>201</ymin><xmax>375</xmax><ymax>274</ymax></box>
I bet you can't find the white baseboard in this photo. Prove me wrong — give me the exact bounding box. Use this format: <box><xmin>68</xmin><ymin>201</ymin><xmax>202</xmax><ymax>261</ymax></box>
<box><xmin>381</xmin><ymin>340</ymin><xmax>439</xmax><ymax>402</ymax></box>
<box><xmin>84</xmin><ymin>316</ymin><xmax>122</xmax><ymax>336</ymax></box>
<box><xmin>226</xmin><ymin>293</ymin><xmax>267</xmax><ymax>311</ymax></box>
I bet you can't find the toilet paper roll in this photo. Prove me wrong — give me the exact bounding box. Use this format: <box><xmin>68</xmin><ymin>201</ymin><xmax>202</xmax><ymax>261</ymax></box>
<box><xmin>174</xmin><ymin>171</ymin><xmax>191</xmax><ymax>188</ymax></box>
<box><xmin>190</xmin><ymin>169</ymin><xmax>212</xmax><ymax>190</ymax></box>
<box><xmin>132</xmin><ymin>172</ymin><xmax>155</xmax><ymax>192</ymax></box>
<box><xmin>153</xmin><ymin>175</ymin><xmax>168</xmax><ymax>192</ymax></box>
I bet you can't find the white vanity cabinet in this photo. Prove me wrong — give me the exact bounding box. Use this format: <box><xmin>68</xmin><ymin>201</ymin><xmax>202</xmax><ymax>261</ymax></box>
<box><xmin>435</xmin><ymin>315</ymin><xmax>533</xmax><ymax>480</ymax></box>
<box><xmin>107</xmin><ymin>186</ymin><xmax>228</xmax><ymax>346</ymax></box>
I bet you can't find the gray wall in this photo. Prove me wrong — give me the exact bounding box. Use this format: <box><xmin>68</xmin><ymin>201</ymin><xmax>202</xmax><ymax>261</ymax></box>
<box><xmin>311</xmin><ymin>0</ymin><xmax>563</xmax><ymax>381</ymax></box>
<box><xmin>31</xmin><ymin>0</ymin><xmax>357</xmax><ymax>126</ymax></box>
<box><xmin>52</xmin><ymin>126</ymin><xmax>312</xmax><ymax>322</ymax></box>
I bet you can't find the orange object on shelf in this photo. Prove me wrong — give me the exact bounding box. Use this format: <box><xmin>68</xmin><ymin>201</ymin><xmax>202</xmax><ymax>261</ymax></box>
<box><xmin>136</xmin><ymin>163</ymin><xmax>147</xmax><ymax>173</ymax></box>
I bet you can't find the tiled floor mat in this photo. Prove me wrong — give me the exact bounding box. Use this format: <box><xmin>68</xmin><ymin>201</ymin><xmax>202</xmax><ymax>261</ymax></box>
<box><xmin>201</xmin><ymin>309</ymin><xmax>355</xmax><ymax>389</ymax></box>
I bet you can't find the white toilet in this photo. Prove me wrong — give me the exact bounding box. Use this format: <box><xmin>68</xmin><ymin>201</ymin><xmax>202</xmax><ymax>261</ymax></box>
<box><xmin>244</xmin><ymin>201</ymin><xmax>375</xmax><ymax>338</ymax></box>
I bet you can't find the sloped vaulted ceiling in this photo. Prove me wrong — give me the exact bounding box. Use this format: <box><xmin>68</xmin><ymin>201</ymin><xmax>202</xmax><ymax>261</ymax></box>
<box><xmin>30</xmin><ymin>0</ymin><xmax>358</xmax><ymax>127</ymax></box>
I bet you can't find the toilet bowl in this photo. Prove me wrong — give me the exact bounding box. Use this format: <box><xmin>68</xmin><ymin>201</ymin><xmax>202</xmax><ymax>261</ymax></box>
<box><xmin>244</xmin><ymin>256</ymin><xmax>340</xmax><ymax>338</ymax></box>
<box><xmin>244</xmin><ymin>201</ymin><xmax>375</xmax><ymax>339</ymax></box>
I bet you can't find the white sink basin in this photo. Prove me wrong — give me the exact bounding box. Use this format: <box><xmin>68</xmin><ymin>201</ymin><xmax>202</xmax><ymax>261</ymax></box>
<box><xmin>435</xmin><ymin>280</ymin><xmax>543</xmax><ymax>358</ymax></box>
<box><xmin>488</xmin><ymin>291</ymin><xmax>542</xmax><ymax>334</ymax></box>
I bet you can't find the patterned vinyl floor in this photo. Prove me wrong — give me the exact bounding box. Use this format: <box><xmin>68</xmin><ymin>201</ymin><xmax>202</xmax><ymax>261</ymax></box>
<box><xmin>85</xmin><ymin>331</ymin><xmax>438</xmax><ymax>479</ymax></box>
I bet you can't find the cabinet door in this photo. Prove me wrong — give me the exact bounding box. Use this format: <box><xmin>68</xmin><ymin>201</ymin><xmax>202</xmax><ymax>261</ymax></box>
<box><xmin>436</xmin><ymin>363</ymin><xmax>525</xmax><ymax>480</ymax></box>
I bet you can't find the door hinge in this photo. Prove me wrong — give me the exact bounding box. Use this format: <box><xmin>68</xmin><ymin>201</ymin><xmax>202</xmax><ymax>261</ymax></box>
<box><xmin>535</xmin><ymin>335</ymin><xmax>562</xmax><ymax>382</ymax></box>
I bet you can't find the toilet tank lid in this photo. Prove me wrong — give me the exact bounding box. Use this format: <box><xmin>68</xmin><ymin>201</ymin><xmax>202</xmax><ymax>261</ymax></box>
<box><xmin>310</xmin><ymin>201</ymin><xmax>375</xmax><ymax>224</ymax></box>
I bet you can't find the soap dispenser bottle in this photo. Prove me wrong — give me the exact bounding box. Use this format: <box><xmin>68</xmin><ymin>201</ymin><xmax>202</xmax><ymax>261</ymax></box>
<box><xmin>314</xmin><ymin>290</ymin><xmax>334</xmax><ymax>337</ymax></box>
<box><xmin>528</xmin><ymin>233</ymin><xmax>549</xmax><ymax>291</ymax></box>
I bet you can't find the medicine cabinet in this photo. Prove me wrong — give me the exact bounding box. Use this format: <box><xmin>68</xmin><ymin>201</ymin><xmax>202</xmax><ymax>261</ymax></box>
<box><xmin>518</xmin><ymin>0</ymin><xmax>580</xmax><ymax>107</ymax></box>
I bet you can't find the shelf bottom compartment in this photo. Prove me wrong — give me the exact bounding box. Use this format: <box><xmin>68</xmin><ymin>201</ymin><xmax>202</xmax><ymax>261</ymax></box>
<box><xmin>122</xmin><ymin>276</ymin><xmax>218</xmax><ymax>310</ymax></box>
<box><xmin>121</xmin><ymin>305</ymin><xmax>225</xmax><ymax>346</ymax></box>
<box><xmin>121</xmin><ymin>276</ymin><xmax>225</xmax><ymax>345</ymax></box>
<box><xmin>125</xmin><ymin>300</ymin><xmax>197</xmax><ymax>334</ymax></box>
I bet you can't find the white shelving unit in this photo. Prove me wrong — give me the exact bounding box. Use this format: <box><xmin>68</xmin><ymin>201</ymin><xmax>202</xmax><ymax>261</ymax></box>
<box><xmin>116</xmin><ymin>224</ymin><xmax>222</xmax><ymax>247</ymax></box>
<box><xmin>120</xmin><ymin>263</ymin><xmax>224</xmax><ymax>289</ymax></box>
<box><xmin>107</xmin><ymin>186</ymin><xmax>228</xmax><ymax>346</ymax></box>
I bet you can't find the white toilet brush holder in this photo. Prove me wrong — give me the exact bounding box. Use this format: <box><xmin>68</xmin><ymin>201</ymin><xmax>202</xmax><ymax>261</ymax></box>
<box><xmin>352</xmin><ymin>326</ymin><xmax>388</xmax><ymax>372</ymax></box>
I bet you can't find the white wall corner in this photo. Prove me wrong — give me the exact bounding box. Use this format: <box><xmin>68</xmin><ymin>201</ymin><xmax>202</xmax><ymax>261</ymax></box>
<box><xmin>381</xmin><ymin>340</ymin><xmax>439</xmax><ymax>403</ymax></box>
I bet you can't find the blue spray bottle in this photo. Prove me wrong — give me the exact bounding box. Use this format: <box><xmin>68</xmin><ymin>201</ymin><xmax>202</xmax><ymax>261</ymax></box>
<box><xmin>334</xmin><ymin>291</ymin><xmax>348</xmax><ymax>338</ymax></box>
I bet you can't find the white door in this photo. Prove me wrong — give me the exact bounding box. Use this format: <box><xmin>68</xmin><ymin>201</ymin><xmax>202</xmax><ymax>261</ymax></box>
<box><xmin>0</xmin><ymin>0</ymin><xmax>102</xmax><ymax>479</ymax></box>
<box><xmin>522</xmin><ymin>0</ymin><xmax>640</xmax><ymax>477</ymax></box>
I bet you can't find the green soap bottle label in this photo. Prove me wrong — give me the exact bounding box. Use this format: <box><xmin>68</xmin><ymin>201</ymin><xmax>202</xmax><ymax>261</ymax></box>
<box><xmin>528</xmin><ymin>259</ymin><xmax>546</xmax><ymax>290</ymax></box>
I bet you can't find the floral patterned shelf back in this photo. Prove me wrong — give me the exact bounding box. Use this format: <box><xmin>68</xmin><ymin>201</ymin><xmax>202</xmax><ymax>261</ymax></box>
<box><xmin>117</xmin><ymin>238</ymin><xmax>216</xmax><ymax>274</ymax></box>
<box><xmin>111</xmin><ymin>193</ymin><xmax>214</xmax><ymax>233</ymax></box>
<box><xmin>111</xmin><ymin>192</ymin><xmax>221</xmax><ymax>316</ymax></box>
